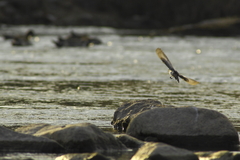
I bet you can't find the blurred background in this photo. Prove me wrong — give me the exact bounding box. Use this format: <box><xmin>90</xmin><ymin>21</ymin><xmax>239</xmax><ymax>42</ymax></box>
<box><xmin>1</xmin><ymin>0</ymin><xmax>240</xmax><ymax>36</ymax></box>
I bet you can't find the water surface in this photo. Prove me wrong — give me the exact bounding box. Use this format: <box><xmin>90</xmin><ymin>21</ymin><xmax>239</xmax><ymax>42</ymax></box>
<box><xmin>0</xmin><ymin>25</ymin><xmax>240</xmax><ymax>158</ymax></box>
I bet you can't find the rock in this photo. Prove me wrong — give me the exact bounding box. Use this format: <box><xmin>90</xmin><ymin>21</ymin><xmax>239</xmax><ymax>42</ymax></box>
<box><xmin>115</xmin><ymin>134</ymin><xmax>145</xmax><ymax>149</ymax></box>
<box><xmin>195</xmin><ymin>150</ymin><xmax>240</xmax><ymax>160</ymax></box>
<box><xmin>0</xmin><ymin>126</ymin><xmax>64</xmax><ymax>153</ymax></box>
<box><xmin>15</xmin><ymin>123</ymin><xmax>59</xmax><ymax>135</ymax></box>
<box><xmin>111</xmin><ymin>99</ymin><xmax>172</xmax><ymax>132</ymax></box>
<box><xmin>16</xmin><ymin>123</ymin><xmax>127</xmax><ymax>153</ymax></box>
<box><xmin>131</xmin><ymin>142</ymin><xmax>198</xmax><ymax>160</ymax></box>
<box><xmin>126</xmin><ymin>107</ymin><xmax>239</xmax><ymax>150</ymax></box>
<box><xmin>55</xmin><ymin>152</ymin><xmax>111</xmax><ymax>160</ymax></box>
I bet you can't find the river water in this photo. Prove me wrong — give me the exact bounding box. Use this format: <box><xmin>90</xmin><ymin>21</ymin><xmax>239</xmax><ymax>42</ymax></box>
<box><xmin>0</xmin><ymin>25</ymin><xmax>240</xmax><ymax>159</ymax></box>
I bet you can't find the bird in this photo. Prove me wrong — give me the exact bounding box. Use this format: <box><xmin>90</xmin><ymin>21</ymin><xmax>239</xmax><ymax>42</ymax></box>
<box><xmin>155</xmin><ymin>48</ymin><xmax>199</xmax><ymax>85</ymax></box>
<box><xmin>3</xmin><ymin>30</ymin><xmax>35</xmax><ymax>40</ymax></box>
<box><xmin>52</xmin><ymin>31</ymin><xmax>102</xmax><ymax>48</ymax></box>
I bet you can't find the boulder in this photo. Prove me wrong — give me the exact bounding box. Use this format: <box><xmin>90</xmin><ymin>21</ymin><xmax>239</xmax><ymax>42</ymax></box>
<box><xmin>0</xmin><ymin>126</ymin><xmax>64</xmax><ymax>153</ymax></box>
<box><xmin>126</xmin><ymin>107</ymin><xmax>239</xmax><ymax>150</ymax></box>
<box><xmin>16</xmin><ymin>123</ymin><xmax>127</xmax><ymax>153</ymax></box>
<box><xmin>111</xmin><ymin>99</ymin><xmax>172</xmax><ymax>132</ymax></box>
<box><xmin>131</xmin><ymin>142</ymin><xmax>198</xmax><ymax>160</ymax></box>
<box><xmin>115</xmin><ymin>134</ymin><xmax>145</xmax><ymax>149</ymax></box>
<box><xmin>55</xmin><ymin>152</ymin><xmax>111</xmax><ymax>160</ymax></box>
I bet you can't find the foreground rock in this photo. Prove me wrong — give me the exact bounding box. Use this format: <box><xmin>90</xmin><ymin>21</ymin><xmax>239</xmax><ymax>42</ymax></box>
<box><xmin>126</xmin><ymin>107</ymin><xmax>239</xmax><ymax>150</ymax></box>
<box><xmin>0</xmin><ymin>126</ymin><xmax>63</xmax><ymax>153</ymax></box>
<box><xmin>16</xmin><ymin>123</ymin><xmax>127</xmax><ymax>153</ymax></box>
<box><xmin>111</xmin><ymin>99</ymin><xmax>172</xmax><ymax>131</ymax></box>
<box><xmin>131</xmin><ymin>142</ymin><xmax>198</xmax><ymax>160</ymax></box>
<box><xmin>56</xmin><ymin>152</ymin><xmax>111</xmax><ymax>160</ymax></box>
<box><xmin>195</xmin><ymin>150</ymin><xmax>240</xmax><ymax>160</ymax></box>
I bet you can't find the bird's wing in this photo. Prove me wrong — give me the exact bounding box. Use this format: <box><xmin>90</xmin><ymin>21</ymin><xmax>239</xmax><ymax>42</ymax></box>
<box><xmin>179</xmin><ymin>74</ymin><xmax>200</xmax><ymax>85</ymax></box>
<box><xmin>156</xmin><ymin>48</ymin><xmax>175</xmax><ymax>71</ymax></box>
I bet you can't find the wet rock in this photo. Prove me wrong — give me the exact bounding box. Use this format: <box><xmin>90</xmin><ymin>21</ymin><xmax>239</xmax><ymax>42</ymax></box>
<box><xmin>111</xmin><ymin>99</ymin><xmax>172</xmax><ymax>132</ymax></box>
<box><xmin>0</xmin><ymin>126</ymin><xmax>64</xmax><ymax>153</ymax></box>
<box><xmin>55</xmin><ymin>152</ymin><xmax>111</xmax><ymax>160</ymax></box>
<box><xmin>52</xmin><ymin>31</ymin><xmax>102</xmax><ymax>47</ymax></box>
<box><xmin>126</xmin><ymin>107</ymin><xmax>239</xmax><ymax>150</ymax></box>
<box><xmin>15</xmin><ymin>123</ymin><xmax>61</xmax><ymax>135</ymax></box>
<box><xmin>195</xmin><ymin>150</ymin><xmax>240</xmax><ymax>160</ymax></box>
<box><xmin>115</xmin><ymin>134</ymin><xmax>145</xmax><ymax>149</ymax></box>
<box><xmin>16</xmin><ymin>123</ymin><xmax>127</xmax><ymax>153</ymax></box>
<box><xmin>131</xmin><ymin>142</ymin><xmax>198</xmax><ymax>160</ymax></box>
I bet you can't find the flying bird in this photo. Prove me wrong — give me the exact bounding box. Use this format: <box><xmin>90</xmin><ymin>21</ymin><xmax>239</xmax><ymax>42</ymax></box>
<box><xmin>155</xmin><ymin>48</ymin><xmax>199</xmax><ymax>85</ymax></box>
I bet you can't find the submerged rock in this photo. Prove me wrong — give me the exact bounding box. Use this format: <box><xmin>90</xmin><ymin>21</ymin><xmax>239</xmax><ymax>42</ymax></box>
<box><xmin>126</xmin><ymin>107</ymin><xmax>239</xmax><ymax>150</ymax></box>
<box><xmin>131</xmin><ymin>142</ymin><xmax>198</xmax><ymax>160</ymax></box>
<box><xmin>111</xmin><ymin>99</ymin><xmax>172</xmax><ymax>132</ymax></box>
<box><xmin>16</xmin><ymin>123</ymin><xmax>127</xmax><ymax>153</ymax></box>
<box><xmin>0</xmin><ymin>126</ymin><xmax>64</xmax><ymax>153</ymax></box>
<box><xmin>55</xmin><ymin>152</ymin><xmax>111</xmax><ymax>160</ymax></box>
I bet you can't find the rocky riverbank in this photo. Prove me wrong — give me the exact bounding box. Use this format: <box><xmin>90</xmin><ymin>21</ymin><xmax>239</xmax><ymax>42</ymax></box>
<box><xmin>1</xmin><ymin>0</ymin><xmax>240</xmax><ymax>36</ymax></box>
<box><xmin>1</xmin><ymin>99</ymin><xmax>240</xmax><ymax>160</ymax></box>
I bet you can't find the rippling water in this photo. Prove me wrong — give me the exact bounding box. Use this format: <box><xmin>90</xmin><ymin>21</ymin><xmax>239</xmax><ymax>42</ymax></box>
<box><xmin>0</xmin><ymin>25</ymin><xmax>240</xmax><ymax>158</ymax></box>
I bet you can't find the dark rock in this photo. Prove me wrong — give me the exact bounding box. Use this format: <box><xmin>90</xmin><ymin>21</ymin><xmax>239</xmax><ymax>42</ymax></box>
<box><xmin>196</xmin><ymin>150</ymin><xmax>240</xmax><ymax>160</ymax></box>
<box><xmin>126</xmin><ymin>107</ymin><xmax>239</xmax><ymax>150</ymax></box>
<box><xmin>131</xmin><ymin>142</ymin><xmax>198</xmax><ymax>160</ymax></box>
<box><xmin>115</xmin><ymin>134</ymin><xmax>145</xmax><ymax>149</ymax></box>
<box><xmin>16</xmin><ymin>123</ymin><xmax>127</xmax><ymax>153</ymax></box>
<box><xmin>0</xmin><ymin>126</ymin><xmax>64</xmax><ymax>153</ymax></box>
<box><xmin>55</xmin><ymin>152</ymin><xmax>111</xmax><ymax>160</ymax></box>
<box><xmin>111</xmin><ymin>99</ymin><xmax>172</xmax><ymax>132</ymax></box>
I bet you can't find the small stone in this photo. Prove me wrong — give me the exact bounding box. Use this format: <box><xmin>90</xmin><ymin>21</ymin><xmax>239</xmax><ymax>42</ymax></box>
<box><xmin>131</xmin><ymin>142</ymin><xmax>198</xmax><ymax>160</ymax></box>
